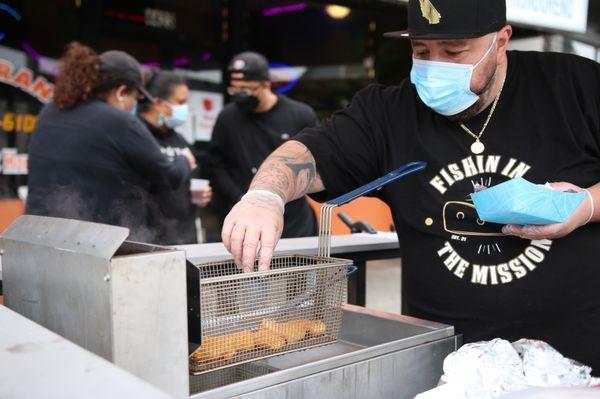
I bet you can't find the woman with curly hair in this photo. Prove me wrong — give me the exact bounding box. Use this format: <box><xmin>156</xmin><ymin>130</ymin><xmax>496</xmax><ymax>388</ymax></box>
<box><xmin>26</xmin><ymin>42</ymin><xmax>196</xmax><ymax>241</ymax></box>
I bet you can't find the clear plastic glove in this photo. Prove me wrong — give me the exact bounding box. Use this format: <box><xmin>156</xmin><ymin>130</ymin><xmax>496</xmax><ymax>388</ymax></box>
<box><xmin>502</xmin><ymin>182</ymin><xmax>593</xmax><ymax>240</ymax></box>
<box><xmin>221</xmin><ymin>190</ymin><xmax>284</xmax><ymax>272</ymax></box>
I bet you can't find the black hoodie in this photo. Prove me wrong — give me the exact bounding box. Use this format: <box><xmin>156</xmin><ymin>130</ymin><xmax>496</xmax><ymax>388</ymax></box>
<box><xmin>141</xmin><ymin>117</ymin><xmax>198</xmax><ymax>245</ymax></box>
<box><xmin>26</xmin><ymin>100</ymin><xmax>190</xmax><ymax>242</ymax></box>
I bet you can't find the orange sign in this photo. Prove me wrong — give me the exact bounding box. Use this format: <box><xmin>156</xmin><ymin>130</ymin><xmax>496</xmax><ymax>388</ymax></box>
<box><xmin>0</xmin><ymin>112</ymin><xmax>37</xmax><ymax>133</ymax></box>
<box><xmin>0</xmin><ymin>58</ymin><xmax>54</xmax><ymax>103</ymax></box>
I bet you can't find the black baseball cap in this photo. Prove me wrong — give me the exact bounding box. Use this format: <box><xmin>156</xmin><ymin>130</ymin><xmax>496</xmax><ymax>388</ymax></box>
<box><xmin>99</xmin><ymin>50</ymin><xmax>154</xmax><ymax>101</ymax></box>
<box><xmin>385</xmin><ymin>0</ymin><xmax>506</xmax><ymax>40</ymax></box>
<box><xmin>227</xmin><ymin>51</ymin><xmax>270</xmax><ymax>82</ymax></box>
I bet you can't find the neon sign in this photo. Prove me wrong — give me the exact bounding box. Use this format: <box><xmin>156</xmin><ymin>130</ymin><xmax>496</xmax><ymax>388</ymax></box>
<box><xmin>270</xmin><ymin>63</ymin><xmax>304</xmax><ymax>94</ymax></box>
<box><xmin>0</xmin><ymin>3</ymin><xmax>22</xmax><ymax>41</ymax></box>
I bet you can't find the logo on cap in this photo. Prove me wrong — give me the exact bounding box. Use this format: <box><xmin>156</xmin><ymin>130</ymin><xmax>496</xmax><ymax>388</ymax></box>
<box><xmin>419</xmin><ymin>0</ymin><xmax>441</xmax><ymax>25</ymax></box>
<box><xmin>233</xmin><ymin>59</ymin><xmax>246</xmax><ymax>70</ymax></box>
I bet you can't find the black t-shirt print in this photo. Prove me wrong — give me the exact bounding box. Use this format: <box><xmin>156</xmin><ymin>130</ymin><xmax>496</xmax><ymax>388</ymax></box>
<box><xmin>295</xmin><ymin>51</ymin><xmax>600</xmax><ymax>372</ymax></box>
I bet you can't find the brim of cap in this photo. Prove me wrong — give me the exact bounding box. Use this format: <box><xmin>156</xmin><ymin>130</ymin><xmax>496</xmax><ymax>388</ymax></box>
<box><xmin>383</xmin><ymin>30</ymin><xmax>487</xmax><ymax>40</ymax></box>
<box><xmin>228</xmin><ymin>71</ymin><xmax>269</xmax><ymax>82</ymax></box>
<box><xmin>137</xmin><ymin>85</ymin><xmax>155</xmax><ymax>102</ymax></box>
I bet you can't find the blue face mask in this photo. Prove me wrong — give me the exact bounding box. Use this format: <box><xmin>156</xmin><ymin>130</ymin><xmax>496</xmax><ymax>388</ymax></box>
<box><xmin>410</xmin><ymin>34</ymin><xmax>496</xmax><ymax>116</ymax></box>
<box><xmin>165</xmin><ymin>103</ymin><xmax>190</xmax><ymax>128</ymax></box>
<box><xmin>130</xmin><ymin>101</ymin><xmax>138</xmax><ymax>116</ymax></box>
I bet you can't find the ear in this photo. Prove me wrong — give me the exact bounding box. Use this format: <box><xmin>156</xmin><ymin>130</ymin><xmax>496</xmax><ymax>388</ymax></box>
<box><xmin>496</xmin><ymin>25</ymin><xmax>513</xmax><ymax>65</ymax></box>
<box><xmin>115</xmin><ymin>84</ymin><xmax>128</xmax><ymax>101</ymax></box>
<box><xmin>151</xmin><ymin>97</ymin><xmax>170</xmax><ymax>116</ymax></box>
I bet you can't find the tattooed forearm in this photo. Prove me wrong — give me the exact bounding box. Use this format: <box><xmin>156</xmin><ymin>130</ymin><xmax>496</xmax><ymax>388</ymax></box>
<box><xmin>288</xmin><ymin>162</ymin><xmax>316</xmax><ymax>182</ymax></box>
<box><xmin>251</xmin><ymin>163</ymin><xmax>292</xmax><ymax>200</ymax></box>
<box><xmin>249</xmin><ymin>140</ymin><xmax>324</xmax><ymax>202</ymax></box>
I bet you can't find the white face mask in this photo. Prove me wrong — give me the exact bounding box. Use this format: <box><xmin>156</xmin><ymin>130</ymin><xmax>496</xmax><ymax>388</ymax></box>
<box><xmin>410</xmin><ymin>34</ymin><xmax>497</xmax><ymax>116</ymax></box>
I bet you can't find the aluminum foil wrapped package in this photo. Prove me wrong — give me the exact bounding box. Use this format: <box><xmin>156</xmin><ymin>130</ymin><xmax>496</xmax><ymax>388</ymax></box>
<box><xmin>439</xmin><ymin>339</ymin><xmax>527</xmax><ymax>399</ymax></box>
<box><xmin>512</xmin><ymin>339</ymin><xmax>593</xmax><ymax>388</ymax></box>
<box><xmin>499</xmin><ymin>387</ymin><xmax>600</xmax><ymax>399</ymax></box>
<box><xmin>415</xmin><ymin>338</ymin><xmax>598</xmax><ymax>399</ymax></box>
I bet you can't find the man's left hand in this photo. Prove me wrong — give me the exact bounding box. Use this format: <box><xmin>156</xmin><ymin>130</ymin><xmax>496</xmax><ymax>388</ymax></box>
<box><xmin>502</xmin><ymin>182</ymin><xmax>593</xmax><ymax>240</ymax></box>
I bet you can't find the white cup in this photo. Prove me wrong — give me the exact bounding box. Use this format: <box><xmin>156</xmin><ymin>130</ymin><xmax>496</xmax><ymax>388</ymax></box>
<box><xmin>190</xmin><ymin>179</ymin><xmax>210</xmax><ymax>206</ymax></box>
<box><xmin>190</xmin><ymin>178</ymin><xmax>210</xmax><ymax>191</ymax></box>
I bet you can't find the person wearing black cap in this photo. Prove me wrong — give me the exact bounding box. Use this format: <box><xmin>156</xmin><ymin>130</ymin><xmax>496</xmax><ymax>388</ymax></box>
<box><xmin>26</xmin><ymin>42</ymin><xmax>196</xmax><ymax>241</ymax></box>
<box><xmin>207</xmin><ymin>51</ymin><xmax>319</xmax><ymax>239</ymax></box>
<box><xmin>222</xmin><ymin>1</ymin><xmax>600</xmax><ymax>372</ymax></box>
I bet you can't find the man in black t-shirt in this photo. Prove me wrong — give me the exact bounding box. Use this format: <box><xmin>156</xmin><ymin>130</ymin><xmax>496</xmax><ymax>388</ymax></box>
<box><xmin>208</xmin><ymin>51</ymin><xmax>318</xmax><ymax>238</ymax></box>
<box><xmin>221</xmin><ymin>1</ymin><xmax>600</xmax><ymax>371</ymax></box>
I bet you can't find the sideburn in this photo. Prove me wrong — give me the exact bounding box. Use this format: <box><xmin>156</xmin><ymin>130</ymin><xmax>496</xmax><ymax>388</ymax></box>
<box><xmin>447</xmin><ymin>58</ymin><xmax>499</xmax><ymax>123</ymax></box>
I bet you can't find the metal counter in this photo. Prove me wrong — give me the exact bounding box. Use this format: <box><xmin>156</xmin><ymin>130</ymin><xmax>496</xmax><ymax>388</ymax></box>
<box><xmin>1</xmin><ymin>215</ymin><xmax>192</xmax><ymax>399</ymax></box>
<box><xmin>0</xmin><ymin>304</ymin><xmax>175</xmax><ymax>399</ymax></box>
<box><xmin>1</xmin><ymin>217</ymin><xmax>454</xmax><ymax>399</ymax></box>
<box><xmin>177</xmin><ymin>233</ymin><xmax>399</xmax><ymax>264</ymax></box>
<box><xmin>1</xmin><ymin>302</ymin><xmax>456</xmax><ymax>399</ymax></box>
<box><xmin>190</xmin><ymin>305</ymin><xmax>458</xmax><ymax>399</ymax></box>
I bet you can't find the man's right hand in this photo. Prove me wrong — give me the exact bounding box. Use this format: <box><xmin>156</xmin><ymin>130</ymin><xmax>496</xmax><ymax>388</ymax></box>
<box><xmin>221</xmin><ymin>191</ymin><xmax>284</xmax><ymax>272</ymax></box>
<box><xmin>221</xmin><ymin>140</ymin><xmax>323</xmax><ymax>272</ymax></box>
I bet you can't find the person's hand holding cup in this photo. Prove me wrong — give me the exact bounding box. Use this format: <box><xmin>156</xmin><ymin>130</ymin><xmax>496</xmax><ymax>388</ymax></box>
<box><xmin>190</xmin><ymin>178</ymin><xmax>212</xmax><ymax>207</ymax></box>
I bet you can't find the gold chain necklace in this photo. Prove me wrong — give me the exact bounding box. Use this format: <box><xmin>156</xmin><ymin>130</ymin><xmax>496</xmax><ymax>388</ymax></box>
<box><xmin>459</xmin><ymin>78</ymin><xmax>505</xmax><ymax>155</ymax></box>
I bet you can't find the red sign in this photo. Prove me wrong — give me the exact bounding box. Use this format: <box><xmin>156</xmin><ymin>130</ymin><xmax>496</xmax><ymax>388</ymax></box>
<box><xmin>1</xmin><ymin>148</ymin><xmax>29</xmax><ymax>175</ymax></box>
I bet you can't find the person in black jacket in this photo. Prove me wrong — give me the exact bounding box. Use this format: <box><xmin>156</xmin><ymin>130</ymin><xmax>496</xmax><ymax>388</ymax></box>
<box><xmin>208</xmin><ymin>51</ymin><xmax>318</xmax><ymax>239</ymax></box>
<box><xmin>26</xmin><ymin>42</ymin><xmax>196</xmax><ymax>242</ymax></box>
<box><xmin>138</xmin><ymin>70</ymin><xmax>212</xmax><ymax>245</ymax></box>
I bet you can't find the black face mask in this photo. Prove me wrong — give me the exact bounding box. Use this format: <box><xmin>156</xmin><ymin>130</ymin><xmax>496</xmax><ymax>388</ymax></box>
<box><xmin>232</xmin><ymin>93</ymin><xmax>259</xmax><ymax>113</ymax></box>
